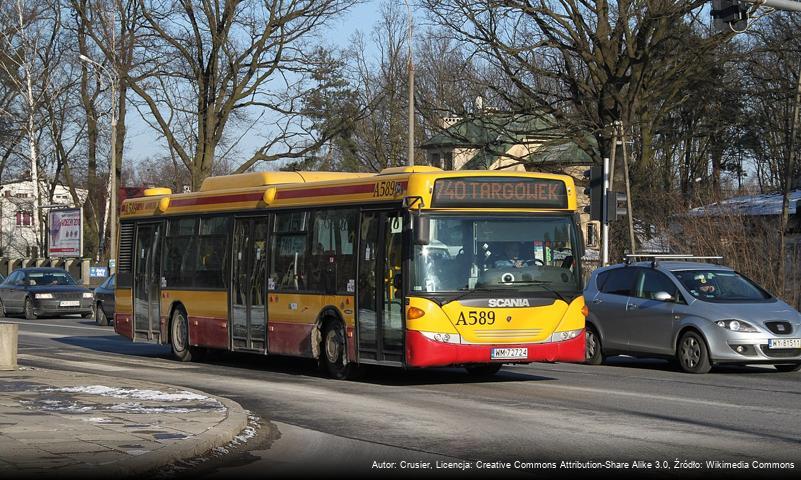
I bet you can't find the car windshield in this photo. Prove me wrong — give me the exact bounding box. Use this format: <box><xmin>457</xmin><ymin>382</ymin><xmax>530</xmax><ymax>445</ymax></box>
<box><xmin>25</xmin><ymin>271</ymin><xmax>76</xmax><ymax>286</ymax></box>
<box><xmin>672</xmin><ymin>270</ymin><xmax>771</xmax><ymax>302</ymax></box>
<box><xmin>412</xmin><ymin>215</ymin><xmax>580</xmax><ymax>294</ymax></box>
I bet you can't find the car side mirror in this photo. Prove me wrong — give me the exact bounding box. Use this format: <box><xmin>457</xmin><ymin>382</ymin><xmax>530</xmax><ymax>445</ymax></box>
<box><xmin>653</xmin><ymin>291</ymin><xmax>675</xmax><ymax>302</ymax></box>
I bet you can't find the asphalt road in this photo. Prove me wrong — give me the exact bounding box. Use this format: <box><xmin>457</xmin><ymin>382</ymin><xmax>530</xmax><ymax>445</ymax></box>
<box><xmin>7</xmin><ymin>316</ymin><xmax>801</xmax><ymax>478</ymax></box>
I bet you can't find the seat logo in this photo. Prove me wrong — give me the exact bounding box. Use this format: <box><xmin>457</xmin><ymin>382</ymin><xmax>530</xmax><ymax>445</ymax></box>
<box><xmin>488</xmin><ymin>298</ymin><xmax>530</xmax><ymax>308</ymax></box>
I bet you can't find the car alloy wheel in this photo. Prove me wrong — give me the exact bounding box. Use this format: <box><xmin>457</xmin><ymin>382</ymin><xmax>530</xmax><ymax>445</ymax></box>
<box><xmin>677</xmin><ymin>331</ymin><xmax>711</xmax><ymax>374</ymax></box>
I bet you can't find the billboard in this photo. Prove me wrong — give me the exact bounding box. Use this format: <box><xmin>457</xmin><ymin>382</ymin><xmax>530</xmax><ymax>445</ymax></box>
<box><xmin>47</xmin><ymin>208</ymin><xmax>83</xmax><ymax>258</ymax></box>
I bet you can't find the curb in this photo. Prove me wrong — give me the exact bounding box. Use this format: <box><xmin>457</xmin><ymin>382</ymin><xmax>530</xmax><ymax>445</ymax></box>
<box><xmin>109</xmin><ymin>386</ymin><xmax>249</xmax><ymax>476</ymax></box>
<box><xmin>9</xmin><ymin>365</ymin><xmax>250</xmax><ymax>477</ymax></box>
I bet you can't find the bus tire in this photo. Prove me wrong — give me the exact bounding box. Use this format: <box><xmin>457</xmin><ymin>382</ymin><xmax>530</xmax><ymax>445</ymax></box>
<box><xmin>170</xmin><ymin>307</ymin><xmax>194</xmax><ymax>362</ymax></box>
<box><xmin>321</xmin><ymin>321</ymin><xmax>358</xmax><ymax>380</ymax></box>
<box><xmin>465</xmin><ymin>363</ymin><xmax>502</xmax><ymax>377</ymax></box>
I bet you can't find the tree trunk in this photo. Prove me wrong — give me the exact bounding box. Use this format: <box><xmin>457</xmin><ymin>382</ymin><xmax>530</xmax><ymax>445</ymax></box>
<box><xmin>778</xmin><ymin>64</ymin><xmax>801</xmax><ymax>294</ymax></box>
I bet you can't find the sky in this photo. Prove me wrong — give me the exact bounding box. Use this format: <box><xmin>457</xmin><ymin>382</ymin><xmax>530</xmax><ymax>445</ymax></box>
<box><xmin>124</xmin><ymin>1</ymin><xmax>384</xmax><ymax>178</ymax></box>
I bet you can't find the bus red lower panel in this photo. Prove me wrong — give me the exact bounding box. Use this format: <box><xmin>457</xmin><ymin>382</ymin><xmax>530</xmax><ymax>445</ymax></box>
<box><xmin>268</xmin><ymin>323</ymin><xmax>314</xmax><ymax>357</ymax></box>
<box><xmin>188</xmin><ymin>316</ymin><xmax>228</xmax><ymax>349</ymax></box>
<box><xmin>114</xmin><ymin>314</ymin><xmax>133</xmax><ymax>340</ymax></box>
<box><xmin>405</xmin><ymin>330</ymin><xmax>586</xmax><ymax>368</ymax></box>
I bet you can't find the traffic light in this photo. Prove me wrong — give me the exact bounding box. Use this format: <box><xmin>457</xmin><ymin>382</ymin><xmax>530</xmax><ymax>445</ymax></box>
<box><xmin>711</xmin><ymin>0</ymin><xmax>748</xmax><ymax>32</ymax></box>
<box><xmin>606</xmin><ymin>191</ymin><xmax>628</xmax><ymax>223</ymax></box>
<box><xmin>583</xmin><ymin>166</ymin><xmax>603</xmax><ymax>222</ymax></box>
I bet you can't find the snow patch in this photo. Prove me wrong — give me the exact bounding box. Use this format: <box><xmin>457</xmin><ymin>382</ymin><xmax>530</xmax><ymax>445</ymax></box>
<box><xmin>44</xmin><ymin>385</ymin><xmax>210</xmax><ymax>402</ymax></box>
<box><xmin>83</xmin><ymin>417</ymin><xmax>113</xmax><ymax>423</ymax></box>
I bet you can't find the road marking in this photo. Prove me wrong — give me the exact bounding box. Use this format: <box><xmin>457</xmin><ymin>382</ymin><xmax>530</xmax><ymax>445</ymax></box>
<box><xmin>18</xmin><ymin>354</ymin><xmax>130</xmax><ymax>372</ymax></box>
<box><xmin>19</xmin><ymin>331</ymin><xmax>66</xmax><ymax>339</ymax></box>
<box><xmin>516</xmin><ymin>381</ymin><xmax>800</xmax><ymax>416</ymax></box>
<box><xmin>54</xmin><ymin>350</ymin><xmax>196</xmax><ymax>370</ymax></box>
<box><xmin>2</xmin><ymin>319</ymin><xmax>108</xmax><ymax>332</ymax></box>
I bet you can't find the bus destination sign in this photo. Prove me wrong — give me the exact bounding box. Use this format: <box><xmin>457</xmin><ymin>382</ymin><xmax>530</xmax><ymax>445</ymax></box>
<box><xmin>431</xmin><ymin>177</ymin><xmax>568</xmax><ymax>209</ymax></box>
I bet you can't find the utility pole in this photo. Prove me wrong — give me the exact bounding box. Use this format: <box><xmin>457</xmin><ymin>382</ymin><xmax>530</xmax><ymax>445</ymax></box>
<box><xmin>602</xmin><ymin>156</ymin><xmax>610</xmax><ymax>265</ymax></box>
<box><xmin>619</xmin><ymin>123</ymin><xmax>637</xmax><ymax>255</ymax></box>
<box><xmin>404</xmin><ymin>0</ymin><xmax>414</xmax><ymax>167</ymax></box>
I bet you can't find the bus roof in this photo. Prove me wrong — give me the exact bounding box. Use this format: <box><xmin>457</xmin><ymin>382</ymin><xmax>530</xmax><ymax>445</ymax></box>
<box><xmin>120</xmin><ymin>167</ymin><xmax>577</xmax><ymax>219</ymax></box>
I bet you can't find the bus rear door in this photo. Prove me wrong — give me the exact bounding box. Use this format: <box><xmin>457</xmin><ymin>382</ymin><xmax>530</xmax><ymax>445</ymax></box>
<box><xmin>133</xmin><ymin>221</ymin><xmax>163</xmax><ymax>343</ymax></box>
<box><xmin>230</xmin><ymin>217</ymin><xmax>269</xmax><ymax>352</ymax></box>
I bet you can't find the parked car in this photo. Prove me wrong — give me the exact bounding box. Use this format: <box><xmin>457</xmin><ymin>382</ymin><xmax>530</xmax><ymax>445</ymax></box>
<box><xmin>93</xmin><ymin>274</ymin><xmax>115</xmax><ymax>326</ymax></box>
<box><xmin>0</xmin><ymin>268</ymin><xmax>94</xmax><ymax>320</ymax></box>
<box><xmin>584</xmin><ymin>260</ymin><xmax>801</xmax><ymax>373</ymax></box>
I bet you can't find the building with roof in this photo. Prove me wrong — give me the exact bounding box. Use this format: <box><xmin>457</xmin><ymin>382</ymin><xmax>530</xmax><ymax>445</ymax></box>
<box><xmin>421</xmin><ymin>112</ymin><xmax>594</xmax><ymax>172</ymax></box>
<box><xmin>688</xmin><ymin>190</ymin><xmax>801</xmax><ymax>221</ymax></box>
<box><xmin>0</xmin><ymin>180</ymin><xmax>87</xmax><ymax>258</ymax></box>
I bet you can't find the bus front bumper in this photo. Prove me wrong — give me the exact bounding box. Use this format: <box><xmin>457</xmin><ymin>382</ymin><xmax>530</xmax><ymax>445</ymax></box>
<box><xmin>405</xmin><ymin>330</ymin><xmax>586</xmax><ymax>368</ymax></box>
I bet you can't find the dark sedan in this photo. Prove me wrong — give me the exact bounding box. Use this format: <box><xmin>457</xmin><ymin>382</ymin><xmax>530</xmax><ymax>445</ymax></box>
<box><xmin>93</xmin><ymin>274</ymin><xmax>115</xmax><ymax>326</ymax></box>
<box><xmin>0</xmin><ymin>268</ymin><xmax>94</xmax><ymax>319</ymax></box>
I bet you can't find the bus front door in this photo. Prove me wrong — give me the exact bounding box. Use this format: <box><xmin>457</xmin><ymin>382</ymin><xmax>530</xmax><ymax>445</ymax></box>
<box><xmin>357</xmin><ymin>211</ymin><xmax>404</xmax><ymax>363</ymax></box>
<box><xmin>133</xmin><ymin>222</ymin><xmax>163</xmax><ymax>343</ymax></box>
<box><xmin>231</xmin><ymin>217</ymin><xmax>268</xmax><ymax>352</ymax></box>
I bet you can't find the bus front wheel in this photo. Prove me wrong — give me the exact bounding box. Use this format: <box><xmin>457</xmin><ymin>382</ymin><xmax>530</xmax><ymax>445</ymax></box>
<box><xmin>321</xmin><ymin>321</ymin><xmax>358</xmax><ymax>380</ymax></box>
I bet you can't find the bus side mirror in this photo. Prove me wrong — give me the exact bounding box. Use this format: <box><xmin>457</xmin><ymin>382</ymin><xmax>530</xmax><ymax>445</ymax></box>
<box><xmin>413</xmin><ymin>216</ymin><xmax>430</xmax><ymax>246</ymax></box>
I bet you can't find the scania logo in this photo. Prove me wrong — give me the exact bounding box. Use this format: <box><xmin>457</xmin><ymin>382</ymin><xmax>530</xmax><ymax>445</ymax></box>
<box><xmin>487</xmin><ymin>298</ymin><xmax>530</xmax><ymax>308</ymax></box>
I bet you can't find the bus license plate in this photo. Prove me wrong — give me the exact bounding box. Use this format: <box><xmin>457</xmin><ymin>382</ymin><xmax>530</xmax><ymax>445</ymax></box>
<box><xmin>491</xmin><ymin>348</ymin><xmax>528</xmax><ymax>360</ymax></box>
<box><xmin>60</xmin><ymin>301</ymin><xmax>80</xmax><ymax>307</ymax></box>
<box><xmin>768</xmin><ymin>338</ymin><xmax>801</xmax><ymax>349</ymax></box>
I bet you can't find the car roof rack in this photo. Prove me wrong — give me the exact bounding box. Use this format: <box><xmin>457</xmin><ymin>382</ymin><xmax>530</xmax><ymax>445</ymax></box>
<box><xmin>624</xmin><ymin>253</ymin><xmax>724</xmax><ymax>268</ymax></box>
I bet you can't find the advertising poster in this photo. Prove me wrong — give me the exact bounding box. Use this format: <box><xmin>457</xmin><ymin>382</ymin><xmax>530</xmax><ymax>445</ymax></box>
<box><xmin>47</xmin><ymin>208</ymin><xmax>82</xmax><ymax>257</ymax></box>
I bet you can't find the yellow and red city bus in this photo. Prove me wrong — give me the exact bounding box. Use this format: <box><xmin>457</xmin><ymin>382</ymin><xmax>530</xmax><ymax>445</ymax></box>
<box><xmin>114</xmin><ymin>166</ymin><xmax>587</xmax><ymax>378</ymax></box>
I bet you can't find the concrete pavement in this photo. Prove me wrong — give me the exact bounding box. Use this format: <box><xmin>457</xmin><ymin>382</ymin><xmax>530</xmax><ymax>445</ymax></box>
<box><xmin>0</xmin><ymin>365</ymin><xmax>249</xmax><ymax>477</ymax></box>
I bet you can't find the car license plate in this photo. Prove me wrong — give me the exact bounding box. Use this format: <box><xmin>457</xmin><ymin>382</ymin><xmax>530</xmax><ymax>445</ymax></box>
<box><xmin>59</xmin><ymin>301</ymin><xmax>80</xmax><ymax>307</ymax></box>
<box><xmin>491</xmin><ymin>348</ymin><xmax>527</xmax><ymax>360</ymax></box>
<box><xmin>768</xmin><ymin>338</ymin><xmax>801</xmax><ymax>349</ymax></box>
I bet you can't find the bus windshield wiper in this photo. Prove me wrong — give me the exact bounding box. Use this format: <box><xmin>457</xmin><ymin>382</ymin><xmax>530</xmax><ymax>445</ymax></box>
<box><xmin>501</xmin><ymin>280</ymin><xmax>568</xmax><ymax>303</ymax></box>
<box><xmin>441</xmin><ymin>287</ymin><xmax>498</xmax><ymax>306</ymax></box>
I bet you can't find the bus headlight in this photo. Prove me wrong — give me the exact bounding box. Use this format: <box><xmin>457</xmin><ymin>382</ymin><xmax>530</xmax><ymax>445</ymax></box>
<box><xmin>548</xmin><ymin>329</ymin><xmax>582</xmax><ymax>342</ymax></box>
<box><xmin>420</xmin><ymin>331</ymin><xmax>462</xmax><ymax>344</ymax></box>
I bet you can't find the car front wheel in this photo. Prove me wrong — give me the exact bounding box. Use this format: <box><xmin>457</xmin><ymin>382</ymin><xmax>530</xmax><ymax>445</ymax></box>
<box><xmin>585</xmin><ymin>326</ymin><xmax>604</xmax><ymax>365</ymax></box>
<box><xmin>677</xmin><ymin>331</ymin><xmax>711</xmax><ymax>374</ymax></box>
<box><xmin>24</xmin><ymin>297</ymin><xmax>37</xmax><ymax>320</ymax></box>
<box><xmin>95</xmin><ymin>304</ymin><xmax>109</xmax><ymax>326</ymax></box>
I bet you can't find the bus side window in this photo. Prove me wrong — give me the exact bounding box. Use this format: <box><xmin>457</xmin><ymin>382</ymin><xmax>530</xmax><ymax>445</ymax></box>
<box><xmin>271</xmin><ymin>212</ymin><xmax>308</xmax><ymax>291</ymax></box>
<box><xmin>308</xmin><ymin>208</ymin><xmax>358</xmax><ymax>294</ymax></box>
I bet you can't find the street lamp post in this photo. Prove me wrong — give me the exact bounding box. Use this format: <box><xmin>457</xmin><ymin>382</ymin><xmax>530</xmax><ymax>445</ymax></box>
<box><xmin>79</xmin><ymin>54</ymin><xmax>118</xmax><ymax>274</ymax></box>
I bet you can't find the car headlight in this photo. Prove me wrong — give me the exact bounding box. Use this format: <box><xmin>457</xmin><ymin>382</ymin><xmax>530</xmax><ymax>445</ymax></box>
<box><xmin>34</xmin><ymin>293</ymin><xmax>54</xmax><ymax>299</ymax></box>
<box><xmin>716</xmin><ymin>320</ymin><xmax>758</xmax><ymax>333</ymax></box>
<box><xmin>83</xmin><ymin>292</ymin><xmax>94</xmax><ymax>299</ymax></box>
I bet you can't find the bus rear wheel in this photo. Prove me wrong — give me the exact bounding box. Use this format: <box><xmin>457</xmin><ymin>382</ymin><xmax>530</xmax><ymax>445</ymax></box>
<box><xmin>465</xmin><ymin>363</ymin><xmax>502</xmax><ymax>377</ymax></box>
<box><xmin>321</xmin><ymin>321</ymin><xmax>358</xmax><ymax>380</ymax></box>
<box><xmin>170</xmin><ymin>308</ymin><xmax>200</xmax><ymax>362</ymax></box>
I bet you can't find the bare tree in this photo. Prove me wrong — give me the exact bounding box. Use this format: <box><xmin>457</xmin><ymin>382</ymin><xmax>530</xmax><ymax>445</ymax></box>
<box><xmin>113</xmin><ymin>0</ymin><xmax>357</xmax><ymax>190</ymax></box>
<box><xmin>0</xmin><ymin>0</ymin><xmax>68</xmax><ymax>254</ymax></box>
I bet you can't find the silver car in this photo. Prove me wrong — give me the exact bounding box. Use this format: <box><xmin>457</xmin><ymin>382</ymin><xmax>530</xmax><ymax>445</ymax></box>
<box><xmin>584</xmin><ymin>261</ymin><xmax>801</xmax><ymax>373</ymax></box>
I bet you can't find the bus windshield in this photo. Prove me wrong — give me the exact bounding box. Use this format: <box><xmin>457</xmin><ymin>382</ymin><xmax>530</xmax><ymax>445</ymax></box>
<box><xmin>412</xmin><ymin>215</ymin><xmax>580</xmax><ymax>294</ymax></box>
